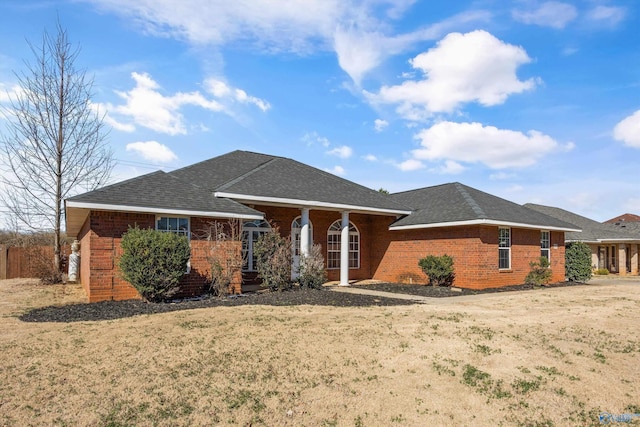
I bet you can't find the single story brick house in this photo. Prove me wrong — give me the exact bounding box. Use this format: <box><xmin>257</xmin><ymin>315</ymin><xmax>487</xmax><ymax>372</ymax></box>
<box><xmin>525</xmin><ymin>204</ymin><xmax>640</xmax><ymax>275</ymax></box>
<box><xmin>65</xmin><ymin>150</ymin><xmax>579</xmax><ymax>302</ymax></box>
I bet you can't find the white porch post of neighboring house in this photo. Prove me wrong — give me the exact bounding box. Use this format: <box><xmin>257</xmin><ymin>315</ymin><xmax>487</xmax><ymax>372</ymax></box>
<box><xmin>340</xmin><ymin>211</ymin><xmax>350</xmax><ymax>286</ymax></box>
<box><xmin>300</xmin><ymin>208</ymin><xmax>310</xmax><ymax>257</ymax></box>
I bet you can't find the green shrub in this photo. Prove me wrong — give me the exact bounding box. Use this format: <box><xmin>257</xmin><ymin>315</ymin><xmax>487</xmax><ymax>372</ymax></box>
<box><xmin>254</xmin><ymin>226</ymin><xmax>292</xmax><ymax>291</ymax></box>
<box><xmin>594</xmin><ymin>268</ymin><xmax>609</xmax><ymax>276</ymax></box>
<box><xmin>565</xmin><ymin>242</ymin><xmax>592</xmax><ymax>282</ymax></box>
<box><xmin>118</xmin><ymin>226</ymin><xmax>190</xmax><ymax>302</ymax></box>
<box><xmin>524</xmin><ymin>256</ymin><xmax>552</xmax><ymax>286</ymax></box>
<box><xmin>298</xmin><ymin>244</ymin><xmax>327</xmax><ymax>289</ymax></box>
<box><xmin>418</xmin><ymin>254</ymin><xmax>455</xmax><ymax>287</ymax></box>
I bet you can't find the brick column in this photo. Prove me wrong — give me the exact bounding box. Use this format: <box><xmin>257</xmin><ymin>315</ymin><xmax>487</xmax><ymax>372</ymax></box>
<box><xmin>631</xmin><ymin>244</ymin><xmax>639</xmax><ymax>275</ymax></box>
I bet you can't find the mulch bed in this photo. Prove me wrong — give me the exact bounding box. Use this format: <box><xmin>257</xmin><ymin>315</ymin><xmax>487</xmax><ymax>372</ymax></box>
<box><xmin>352</xmin><ymin>280</ymin><xmax>586</xmax><ymax>297</ymax></box>
<box><xmin>18</xmin><ymin>281</ymin><xmax>587</xmax><ymax>323</ymax></box>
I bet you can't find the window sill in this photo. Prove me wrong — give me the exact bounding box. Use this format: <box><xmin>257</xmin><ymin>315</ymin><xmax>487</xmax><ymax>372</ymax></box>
<box><xmin>499</xmin><ymin>269</ymin><xmax>513</xmax><ymax>273</ymax></box>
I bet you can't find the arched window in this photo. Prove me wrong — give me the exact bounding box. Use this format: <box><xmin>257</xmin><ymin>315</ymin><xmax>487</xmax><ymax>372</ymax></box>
<box><xmin>291</xmin><ymin>216</ymin><xmax>313</xmax><ymax>258</ymax></box>
<box><xmin>242</xmin><ymin>220</ymin><xmax>270</xmax><ymax>272</ymax></box>
<box><xmin>327</xmin><ymin>220</ymin><xmax>359</xmax><ymax>269</ymax></box>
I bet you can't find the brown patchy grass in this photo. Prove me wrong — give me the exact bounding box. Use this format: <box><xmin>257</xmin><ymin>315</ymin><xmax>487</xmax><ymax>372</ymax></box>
<box><xmin>1</xmin><ymin>278</ymin><xmax>639</xmax><ymax>426</ymax></box>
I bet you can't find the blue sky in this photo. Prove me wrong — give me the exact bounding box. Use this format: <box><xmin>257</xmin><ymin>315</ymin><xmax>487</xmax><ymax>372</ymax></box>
<box><xmin>1</xmin><ymin>0</ymin><xmax>639</xmax><ymax>223</ymax></box>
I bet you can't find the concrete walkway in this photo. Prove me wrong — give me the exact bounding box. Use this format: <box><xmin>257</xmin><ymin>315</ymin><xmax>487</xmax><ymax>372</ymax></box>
<box><xmin>326</xmin><ymin>275</ymin><xmax>640</xmax><ymax>305</ymax></box>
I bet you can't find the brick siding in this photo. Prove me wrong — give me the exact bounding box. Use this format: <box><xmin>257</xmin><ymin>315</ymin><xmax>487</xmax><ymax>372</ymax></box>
<box><xmin>78</xmin><ymin>208</ymin><xmax>568</xmax><ymax>301</ymax></box>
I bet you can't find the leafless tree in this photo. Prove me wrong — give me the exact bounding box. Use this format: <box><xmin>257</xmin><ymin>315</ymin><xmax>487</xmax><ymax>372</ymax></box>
<box><xmin>0</xmin><ymin>21</ymin><xmax>113</xmax><ymax>277</ymax></box>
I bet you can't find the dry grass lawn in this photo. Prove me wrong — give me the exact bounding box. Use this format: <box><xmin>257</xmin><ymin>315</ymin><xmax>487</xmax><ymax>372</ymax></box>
<box><xmin>1</xmin><ymin>278</ymin><xmax>639</xmax><ymax>426</ymax></box>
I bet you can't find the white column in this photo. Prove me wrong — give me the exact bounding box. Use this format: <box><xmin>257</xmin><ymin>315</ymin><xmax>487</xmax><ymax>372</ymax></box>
<box><xmin>300</xmin><ymin>208</ymin><xmax>310</xmax><ymax>257</ymax></box>
<box><xmin>340</xmin><ymin>211</ymin><xmax>350</xmax><ymax>286</ymax></box>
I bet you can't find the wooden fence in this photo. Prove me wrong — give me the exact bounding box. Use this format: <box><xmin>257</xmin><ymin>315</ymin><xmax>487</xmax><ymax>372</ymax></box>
<box><xmin>0</xmin><ymin>245</ymin><xmax>69</xmax><ymax>280</ymax></box>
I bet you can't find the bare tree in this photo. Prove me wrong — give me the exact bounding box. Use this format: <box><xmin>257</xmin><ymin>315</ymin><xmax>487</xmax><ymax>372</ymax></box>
<box><xmin>0</xmin><ymin>22</ymin><xmax>113</xmax><ymax>278</ymax></box>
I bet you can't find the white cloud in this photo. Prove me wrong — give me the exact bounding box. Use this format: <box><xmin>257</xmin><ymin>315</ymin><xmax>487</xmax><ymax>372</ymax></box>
<box><xmin>302</xmin><ymin>131</ymin><xmax>330</xmax><ymax>147</ymax></box>
<box><xmin>364</xmin><ymin>154</ymin><xmax>378</xmax><ymax>161</ymax></box>
<box><xmin>327</xmin><ymin>145</ymin><xmax>353</xmax><ymax>159</ymax></box>
<box><xmin>0</xmin><ymin>83</ymin><xmax>22</xmax><ymax>105</ymax></box>
<box><xmin>204</xmin><ymin>78</ymin><xmax>270</xmax><ymax>111</ymax></box>
<box><xmin>586</xmin><ymin>5</ymin><xmax>626</xmax><ymax>27</ymax></box>
<box><xmin>89</xmin><ymin>0</ymin><xmax>491</xmax><ymax>84</ymax></box>
<box><xmin>367</xmin><ymin>30</ymin><xmax>537</xmax><ymax>120</ymax></box>
<box><xmin>489</xmin><ymin>172</ymin><xmax>516</xmax><ymax>181</ymax></box>
<box><xmin>613</xmin><ymin>110</ymin><xmax>640</xmax><ymax>147</ymax></box>
<box><xmin>325</xmin><ymin>165</ymin><xmax>346</xmax><ymax>176</ymax></box>
<box><xmin>100</xmin><ymin>72</ymin><xmax>224</xmax><ymax>135</ymax></box>
<box><xmin>374</xmin><ymin>119</ymin><xmax>389</xmax><ymax>132</ymax></box>
<box><xmin>397</xmin><ymin>158</ymin><xmax>424</xmax><ymax>171</ymax></box>
<box><xmin>512</xmin><ymin>2</ymin><xmax>577</xmax><ymax>29</ymax></box>
<box><xmin>437</xmin><ymin>160</ymin><xmax>465</xmax><ymax>174</ymax></box>
<box><xmin>411</xmin><ymin>121</ymin><xmax>569</xmax><ymax>169</ymax></box>
<box><xmin>126</xmin><ymin>140</ymin><xmax>178</xmax><ymax>163</ymax></box>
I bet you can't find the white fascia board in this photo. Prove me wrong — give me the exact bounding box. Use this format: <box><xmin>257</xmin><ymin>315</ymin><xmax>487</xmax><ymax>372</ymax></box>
<box><xmin>389</xmin><ymin>218</ymin><xmax>582</xmax><ymax>232</ymax></box>
<box><xmin>65</xmin><ymin>201</ymin><xmax>264</xmax><ymax>220</ymax></box>
<box><xmin>214</xmin><ymin>191</ymin><xmax>412</xmax><ymax>216</ymax></box>
<box><xmin>597</xmin><ymin>238</ymin><xmax>640</xmax><ymax>243</ymax></box>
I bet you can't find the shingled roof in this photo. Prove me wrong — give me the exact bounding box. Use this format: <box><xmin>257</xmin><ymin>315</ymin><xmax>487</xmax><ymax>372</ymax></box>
<box><xmin>389</xmin><ymin>183</ymin><xmax>580</xmax><ymax>231</ymax></box>
<box><xmin>66</xmin><ymin>150</ymin><xmax>411</xmax><ymax>236</ymax></box>
<box><xmin>524</xmin><ymin>204</ymin><xmax>640</xmax><ymax>243</ymax></box>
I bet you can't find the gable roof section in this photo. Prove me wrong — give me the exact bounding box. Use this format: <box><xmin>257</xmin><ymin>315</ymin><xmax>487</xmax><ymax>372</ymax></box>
<box><xmin>65</xmin><ymin>150</ymin><xmax>411</xmax><ymax>236</ymax></box>
<box><xmin>604</xmin><ymin>213</ymin><xmax>640</xmax><ymax>224</ymax></box>
<box><xmin>211</xmin><ymin>153</ymin><xmax>412</xmax><ymax>215</ymax></box>
<box><xmin>389</xmin><ymin>183</ymin><xmax>580</xmax><ymax>232</ymax></box>
<box><xmin>65</xmin><ymin>170</ymin><xmax>263</xmax><ymax>236</ymax></box>
<box><xmin>524</xmin><ymin>204</ymin><xmax>640</xmax><ymax>243</ymax></box>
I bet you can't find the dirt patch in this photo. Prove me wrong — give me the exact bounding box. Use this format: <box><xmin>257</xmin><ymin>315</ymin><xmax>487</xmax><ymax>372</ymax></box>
<box><xmin>1</xmin><ymin>278</ymin><xmax>639</xmax><ymax>426</ymax></box>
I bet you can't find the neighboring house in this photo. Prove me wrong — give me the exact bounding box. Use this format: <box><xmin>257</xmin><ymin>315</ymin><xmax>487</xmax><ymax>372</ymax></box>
<box><xmin>65</xmin><ymin>151</ymin><xmax>579</xmax><ymax>302</ymax></box>
<box><xmin>604</xmin><ymin>213</ymin><xmax>640</xmax><ymax>224</ymax></box>
<box><xmin>525</xmin><ymin>204</ymin><xmax>640</xmax><ymax>275</ymax></box>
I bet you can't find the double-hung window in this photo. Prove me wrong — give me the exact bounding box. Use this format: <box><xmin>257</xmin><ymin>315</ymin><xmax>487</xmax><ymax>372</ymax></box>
<box><xmin>540</xmin><ymin>231</ymin><xmax>550</xmax><ymax>261</ymax></box>
<box><xmin>156</xmin><ymin>216</ymin><xmax>190</xmax><ymax>272</ymax></box>
<box><xmin>327</xmin><ymin>220</ymin><xmax>360</xmax><ymax>269</ymax></box>
<box><xmin>156</xmin><ymin>216</ymin><xmax>190</xmax><ymax>236</ymax></box>
<box><xmin>498</xmin><ymin>227</ymin><xmax>511</xmax><ymax>269</ymax></box>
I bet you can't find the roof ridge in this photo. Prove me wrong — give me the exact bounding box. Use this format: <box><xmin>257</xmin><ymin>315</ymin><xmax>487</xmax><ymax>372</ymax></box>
<box><xmin>455</xmin><ymin>182</ymin><xmax>487</xmax><ymax>218</ymax></box>
<box><xmin>216</xmin><ymin>157</ymin><xmax>279</xmax><ymax>191</ymax></box>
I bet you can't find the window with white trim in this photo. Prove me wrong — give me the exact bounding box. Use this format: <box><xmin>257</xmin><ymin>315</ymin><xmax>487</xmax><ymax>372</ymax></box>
<box><xmin>327</xmin><ymin>220</ymin><xmax>359</xmax><ymax>269</ymax></box>
<box><xmin>540</xmin><ymin>231</ymin><xmax>550</xmax><ymax>261</ymax></box>
<box><xmin>156</xmin><ymin>216</ymin><xmax>189</xmax><ymax>236</ymax></box>
<box><xmin>242</xmin><ymin>220</ymin><xmax>270</xmax><ymax>272</ymax></box>
<box><xmin>156</xmin><ymin>216</ymin><xmax>190</xmax><ymax>272</ymax></box>
<box><xmin>498</xmin><ymin>227</ymin><xmax>511</xmax><ymax>269</ymax></box>
<box><xmin>291</xmin><ymin>216</ymin><xmax>313</xmax><ymax>258</ymax></box>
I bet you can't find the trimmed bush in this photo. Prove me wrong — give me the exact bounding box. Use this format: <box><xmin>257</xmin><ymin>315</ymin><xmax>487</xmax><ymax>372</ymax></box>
<box><xmin>118</xmin><ymin>226</ymin><xmax>190</xmax><ymax>302</ymax></box>
<box><xmin>418</xmin><ymin>254</ymin><xmax>455</xmax><ymax>287</ymax></box>
<box><xmin>565</xmin><ymin>242</ymin><xmax>592</xmax><ymax>282</ymax></box>
<box><xmin>594</xmin><ymin>268</ymin><xmax>609</xmax><ymax>276</ymax></box>
<box><xmin>524</xmin><ymin>256</ymin><xmax>552</xmax><ymax>286</ymax></box>
<box><xmin>254</xmin><ymin>226</ymin><xmax>292</xmax><ymax>291</ymax></box>
<box><xmin>298</xmin><ymin>244</ymin><xmax>327</xmax><ymax>289</ymax></box>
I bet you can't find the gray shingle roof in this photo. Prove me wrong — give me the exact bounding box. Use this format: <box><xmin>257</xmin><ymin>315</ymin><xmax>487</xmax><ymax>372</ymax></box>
<box><xmin>66</xmin><ymin>170</ymin><xmax>262</xmax><ymax>217</ymax></box>
<box><xmin>211</xmin><ymin>154</ymin><xmax>412</xmax><ymax>213</ymax></box>
<box><xmin>524</xmin><ymin>203</ymin><xmax>640</xmax><ymax>242</ymax></box>
<box><xmin>66</xmin><ymin>150</ymin><xmax>412</xmax><ymax>236</ymax></box>
<box><xmin>390</xmin><ymin>183</ymin><xmax>580</xmax><ymax>230</ymax></box>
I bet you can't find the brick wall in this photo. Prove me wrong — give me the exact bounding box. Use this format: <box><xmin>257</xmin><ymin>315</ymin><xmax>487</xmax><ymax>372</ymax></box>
<box><xmin>79</xmin><ymin>212</ymin><xmax>245</xmax><ymax>302</ymax></box>
<box><xmin>371</xmin><ymin>225</ymin><xmax>566</xmax><ymax>289</ymax></box>
<box><xmin>77</xmin><ymin>207</ymin><xmax>568</xmax><ymax>301</ymax></box>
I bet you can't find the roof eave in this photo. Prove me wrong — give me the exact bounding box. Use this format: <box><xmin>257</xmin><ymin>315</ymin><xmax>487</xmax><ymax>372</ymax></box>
<box><xmin>65</xmin><ymin>201</ymin><xmax>264</xmax><ymax>221</ymax></box>
<box><xmin>389</xmin><ymin>218</ymin><xmax>582</xmax><ymax>232</ymax></box>
<box><xmin>214</xmin><ymin>191</ymin><xmax>412</xmax><ymax>216</ymax></box>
